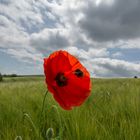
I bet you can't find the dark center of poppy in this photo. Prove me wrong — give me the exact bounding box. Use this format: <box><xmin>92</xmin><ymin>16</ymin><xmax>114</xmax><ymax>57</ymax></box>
<box><xmin>74</xmin><ymin>69</ymin><xmax>83</xmax><ymax>77</ymax></box>
<box><xmin>55</xmin><ymin>72</ymin><xmax>68</xmax><ymax>87</ymax></box>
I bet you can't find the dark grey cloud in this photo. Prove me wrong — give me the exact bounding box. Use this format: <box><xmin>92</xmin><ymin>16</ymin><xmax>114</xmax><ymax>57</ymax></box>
<box><xmin>79</xmin><ymin>0</ymin><xmax>140</xmax><ymax>42</ymax></box>
<box><xmin>0</xmin><ymin>0</ymin><xmax>11</xmax><ymax>5</ymax></box>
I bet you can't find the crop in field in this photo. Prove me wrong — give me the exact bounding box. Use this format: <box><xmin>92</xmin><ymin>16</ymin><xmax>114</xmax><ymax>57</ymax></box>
<box><xmin>0</xmin><ymin>77</ymin><xmax>140</xmax><ymax>140</ymax></box>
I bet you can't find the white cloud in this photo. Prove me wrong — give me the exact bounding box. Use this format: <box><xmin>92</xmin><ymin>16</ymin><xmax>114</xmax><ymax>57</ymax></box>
<box><xmin>112</xmin><ymin>52</ymin><xmax>123</xmax><ymax>58</ymax></box>
<box><xmin>95</xmin><ymin>0</ymin><xmax>114</xmax><ymax>6</ymax></box>
<box><xmin>85</xmin><ymin>58</ymin><xmax>140</xmax><ymax>77</ymax></box>
<box><xmin>65</xmin><ymin>47</ymin><xmax>109</xmax><ymax>60</ymax></box>
<box><xmin>0</xmin><ymin>15</ymin><xmax>28</xmax><ymax>48</ymax></box>
<box><xmin>30</xmin><ymin>28</ymin><xmax>70</xmax><ymax>55</ymax></box>
<box><xmin>0</xmin><ymin>0</ymin><xmax>46</xmax><ymax>64</ymax></box>
<box><xmin>0</xmin><ymin>0</ymin><xmax>44</xmax><ymax>27</ymax></box>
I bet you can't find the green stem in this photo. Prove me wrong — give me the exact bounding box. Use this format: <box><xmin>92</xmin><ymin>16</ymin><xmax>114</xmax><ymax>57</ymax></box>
<box><xmin>40</xmin><ymin>90</ymin><xmax>48</xmax><ymax>118</ymax></box>
<box><xmin>39</xmin><ymin>90</ymin><xmax>48</xmax><ymax>136</ymax></box>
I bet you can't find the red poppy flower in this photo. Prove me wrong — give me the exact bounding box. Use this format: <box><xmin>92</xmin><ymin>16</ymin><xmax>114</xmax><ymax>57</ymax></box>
<box><xmin>44</xmin><ymin>50</ymin><xmax>91</xmax><ymax>110</ymax></box>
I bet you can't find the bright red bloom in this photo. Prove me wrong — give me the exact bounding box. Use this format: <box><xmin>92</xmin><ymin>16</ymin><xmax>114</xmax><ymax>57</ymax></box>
<box><xmin>44</xmin><ymin>50</ymin><xmax>91</xmax><ymax>110</ymax></box>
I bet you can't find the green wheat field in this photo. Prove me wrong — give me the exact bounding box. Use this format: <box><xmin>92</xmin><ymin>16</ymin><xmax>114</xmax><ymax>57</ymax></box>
<box><xmin>0</xmin><ymin>77</ymin><xmax>140</xmax><ymax>140</ymax></box>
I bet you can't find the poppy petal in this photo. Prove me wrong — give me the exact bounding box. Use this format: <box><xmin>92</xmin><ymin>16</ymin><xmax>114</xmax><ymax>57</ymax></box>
<box><xmin>43</xmin><ymin>50</ymin><xmax>91</xmax><ymax>110</ymax></box>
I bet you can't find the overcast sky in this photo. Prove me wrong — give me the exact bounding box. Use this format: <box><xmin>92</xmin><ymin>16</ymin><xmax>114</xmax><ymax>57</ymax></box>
<box><xmin>0</xmin><ymin>0</ymin><xmax>140</xmax><ymax>77</ymax></box>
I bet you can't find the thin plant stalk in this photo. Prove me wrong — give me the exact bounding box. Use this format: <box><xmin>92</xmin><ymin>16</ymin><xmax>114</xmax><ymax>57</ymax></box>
<box><xmin>39</xmin><ymin>90</ymin><xmax>48</xmax><ymax>121</ymax></box>
<box><xmin>39</xmin><ymin>90</ymin><xmax>48</xmax><ymax>136</ymax></box>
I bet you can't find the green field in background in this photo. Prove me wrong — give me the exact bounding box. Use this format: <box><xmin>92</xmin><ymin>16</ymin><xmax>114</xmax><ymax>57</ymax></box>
<box><xmin>0</xmin><ymin>77</ymin><xmax>140</xmax><ymax>140</ymax></box>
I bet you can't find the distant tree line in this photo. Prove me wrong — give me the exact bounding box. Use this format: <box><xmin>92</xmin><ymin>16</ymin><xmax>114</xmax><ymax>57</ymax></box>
<box><xmin>3</xmin><ymin>74</ymin><xmax>17</xmax><ymax>77</ymax></box>
<box><xmin>134</xmin><ymin>76</ymin><xmax>138</xmax><ymax>79</ymax></box>
<box><xmin>0</xmin><ymin>73</ymin><xmax>18</xmax><ymax>82</ymax></box>
<box><xmin>0</xmin><ymin>73</ymin><xmax>3</xmax><ymax>82</ymax></box>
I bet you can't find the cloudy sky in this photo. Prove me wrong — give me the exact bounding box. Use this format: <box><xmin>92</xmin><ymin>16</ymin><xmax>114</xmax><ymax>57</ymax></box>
<box><xmin>0</xmin><ymin>0</ymin><xmax>140</xmax><ymax>77</ymax></box>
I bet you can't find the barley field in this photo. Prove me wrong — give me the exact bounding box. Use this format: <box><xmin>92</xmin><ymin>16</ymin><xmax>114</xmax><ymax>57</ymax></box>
<box><xmin>0</xmin><ymin>77</ymin><xmax>140</xmax><ymax>140</ymax></box>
